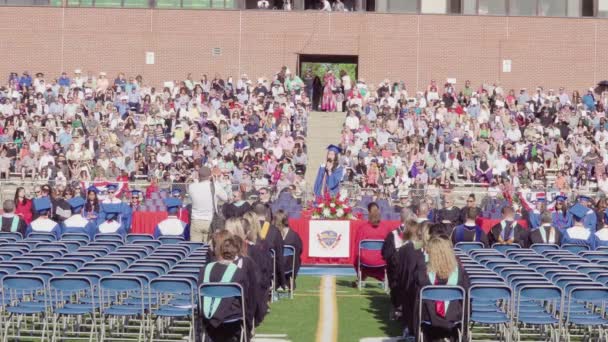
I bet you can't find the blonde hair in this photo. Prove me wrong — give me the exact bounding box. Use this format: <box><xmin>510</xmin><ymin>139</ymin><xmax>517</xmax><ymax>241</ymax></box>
<box><xmin>403</xmin><ymin>220</ymin><xmax>419</xmax><ymax>242</ymax></box>
<box><xmin>426</xmin><ymin>237</ymin><xmax>458</xmax><ymax>280</ymax></box>
<box><xmin>242</xmin><ymin>211</ymin><xmax>260</xmax><ymax>243</ymax></box>
<box><xmin>224</xmin><ymin>218</ymin><xmax>246</xmax><ymax>240</ymax></box>
<box><xmin>419</xmin><ymin>221</ymin><xmax>432</xmax><ymax>248</ymax></box>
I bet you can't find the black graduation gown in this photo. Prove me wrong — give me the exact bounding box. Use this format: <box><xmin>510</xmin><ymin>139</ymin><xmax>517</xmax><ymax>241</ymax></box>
<box><xmin>259</xmin><ymin>221</ymin><xmax>286</xmax><ymax>289</ymax></box>
<box><xmin>381</xmin><ymin>225</ymin><xmax>405</xmax><ymax>307</ymax></box>
<box><xmin>414</xmin><ymin>263</ymin><xmax>469</xmax><ymax>342</ymax></box>
<box><xmin>0</xmin><ymin>215</ymin><xmax>27</xmax><ymax>236</ymax></box>
<box><xmin>450</xmin><ymin>224</ymin><xmax>489</xmax><ymax>248</ymax></box>
<box><xmin>528</xmin><ymin>225</ymin><xmax>563</xmax><ymax>246</ymax></box>
<box><xmin>459</xmin><ymin>206</ymin><xmax>481</xmax><ymax>224</ymax></box>
<box><xmin>236</xmin><ymin>255</ymin><xmax>263</xmax><ymax>331</ymax></box>
<box><xmin>396</xmin><ymin>242</ymin><xmax>425</xmax><ymax>333</ymax></box>
<box><xmin>247</xmin><ymin>243</ymin><xmax>271</xmax><ymax>325</ymax></box>
<box><xmin>53</xmin><ymin>199</ymin><xmax>71</xmax><ymax>223</ymax></box>
<box><xmin>488</xmin><ymin>222</ymin><xmax>529</xmax><ymax>248</ymax></box>
<box><xmin>222</xmin><ymin>202</ymin><xmax>252</xmax><ymax>220</ymax></box>
<box><xmin>197</xmin><ymin>261</ymin><xmax>250</xmax><ymax>342</ymax></box>
<box><xmin>282</xmin><ymin>228</ymin><xmax>303</xmax><ymax>285</ymax></box>
<box><xmin>437</xmin><ymin>207</ymin><xmax>462</xmax><ymax>226</ymax></box>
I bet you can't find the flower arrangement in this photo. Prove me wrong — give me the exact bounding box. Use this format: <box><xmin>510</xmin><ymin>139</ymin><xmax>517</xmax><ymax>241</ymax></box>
<box><xmin>309</xmin><ymin>192</ymin><xmax>355</xmax><ymax>220</ymax></box>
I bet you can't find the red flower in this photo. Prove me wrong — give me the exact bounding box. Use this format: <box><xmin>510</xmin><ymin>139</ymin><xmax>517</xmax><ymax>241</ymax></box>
<box><xmin>330</xmin><ymin>207</ymin><xmax>337</xmax><ymax>214</ymax></box>
<box><xmin>343</xmin><ymin>207</ymin><xmax>351</xmax><ymax>214</ymax></box>
<box><xmin>315</xmin><ymin>207</ymin><xmax>322</xmax><ymax>214</ymax></box>
<box><xmin>336</xmin><ymin>193</ymin><xmax>341</xmax><ymax>200</ymax></box>
<box><xmin>324</xmin><ymin>191</ymin><xmax>331</xmax><ymax>202</ymax></box>
<box><xmin>355</xmin><ymin>212</ymin><xmax>363</xmax><ymax>219</ymax></box>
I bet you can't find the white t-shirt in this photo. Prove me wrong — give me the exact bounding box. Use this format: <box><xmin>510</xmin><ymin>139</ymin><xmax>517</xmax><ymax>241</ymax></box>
<box><xmin>188</xmin><ymin>180</ymin><xmax>227</xmax><ymax>221</ymax></box>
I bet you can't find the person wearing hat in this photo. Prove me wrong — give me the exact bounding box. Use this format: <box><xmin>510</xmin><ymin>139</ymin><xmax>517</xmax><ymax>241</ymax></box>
<box><xmin>528</xmin><ymin>211</ymin><xmax>562</xmax><ymax>246</ymax></box>
<box><xmin>102</xmin><ymin>184</ymin><xmax>122</xmax><ymax>204</ymax></box>
<box><xmin>562</xmin><ymin>203</ymin><xmax>595</xmax><ymax>248</ymax></box>
<box><xmin>154</xmin><ymin>198</ymin><xmax>189</xmax><ymax>239</ymax></box>
<box><xmin>523</xmin><ymin>195</ymin><xmax>546</xmax><ymax>230</ymax></box>
<box><xmin>488</xmin><ymin>206</ymin><xmax>528</xmax><ymax>247</ymax></box>
<box><xmin>0</xmin><ymin>200</ymin><xmax>27</xmax><ymax>237</ymax></box>
<box><xmin>84</xmin><ymin>186</ymin><xmax>100</xmax><ymax>220</ymax></box>
<box><xmin>26</xmin><ymin>197</ymin><xmax>61</xmax><ymax>240</ymax></box>
<box><xmin>577</xmin><ymin>195</ymin><xmax>598</xmax><ymax>232</ymax></box>
<box><xmin>313</xmin><ymin>144</ymin><xmax>344</xmax><ymax>197</ymax></box>
<box><xmin>95</xmin><ymin>203</ymin><xmax>127</xmax><ymax>238</ymax></box>
<box><xmin>129</xmin><ymin>190</ymin><xmax>143</xmax><ymax>211</ymax></box>
<box><xmin>61</xmin><ymin>197</ymin><xmax>96</xmax><ymax>240</ymax></box>
<box><xmin>551</xmin><ymin>195</ymin><xmax>572</xmax><ymax>230</ymax></box>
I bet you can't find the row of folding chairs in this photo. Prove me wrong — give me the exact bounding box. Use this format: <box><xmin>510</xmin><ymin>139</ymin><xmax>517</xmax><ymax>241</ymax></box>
<box><xmin>0</xmin><ymin>234</ymin><xmax>212</xmax><ymax>341</ymax></box>
<box><xmin>452</xmin><ymin>242</ymin><xmax>608</xmax><ymax>342</ymax></box>
<box><xmin>0</xmin><ymin>231</ymin><xmax>189</xmax><ymax>246</ymax></box>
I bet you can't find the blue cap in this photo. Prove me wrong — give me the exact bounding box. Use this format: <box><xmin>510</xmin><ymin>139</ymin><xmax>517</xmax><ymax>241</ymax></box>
<box><xmin>327</xmin><ymin>144</ymin><xmax>342</xmax><ymax>154</ymax></box>
<box><xmin>68</xmin><ymin>197</ymin><xmax>86</xmax><ymax>211</ymax></box>
<box><xmin>87</xmin><ymin>186</ymin><xmax>99</xmax><ymax>194</ymax></box>
<box><xmin>569</xmin><ymin>203</ymin><xmax>589</xmax><ymax>220</ymax></box>
<box><xmin>33</xmin><ymin>197</ymin><xmax>51</xmax><ymax>214</ymax></box>
<box><xmin>164</xmin><ymin>198</ymin><xmax>182</xmax><ymax>214</ymax></box>
<box><xmin>171</xmin><ymin>189</ymin><xmax>182</xmax><ymax>196</ymax></box>
<box><xmin>101</xmin><ymin>204</ymin><xmax>122</xmax><ymax>219</ymax></box>
<box><xmin>106</xmin><ymin>184</ymin><xmax>118</xmax><ymax>192</ymax></box>
<box><xmin>578</xmin><ymin>195</ymin><xmax>592</xmax><ymax>202</ymax></box>
<box><xmin>555</xmin><ymin>195</ymin><xmax>567</xmax><ymax>202</ymax></box>
<box><xmin>131</xmin><ymin>190</ymin><xmax>142</xmax><ymax>197</ymax></box>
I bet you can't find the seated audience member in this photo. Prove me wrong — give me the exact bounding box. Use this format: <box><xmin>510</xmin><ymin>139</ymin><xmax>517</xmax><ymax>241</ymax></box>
<box><xmin>488</xmin><ymin>206</ymin><xmax>528</xmax><ymax>247</ymax></box>
<box><xmin>26</xmin><ymin>197</ymin><xmax>61</xmax><ymax>239</ymax></box>
<box><xmin>353</xmin><ymin>202</ymin><xmax>396</xmax><ymax>283</ymax></box>
<box><xmin>95</xmin><ymin>204</ymin><xmax>127</xmax><ymax>237</ymax></box>
<box><xmin>459</xmin><ymin>194</ymin><xmax>481</xmax><ymax>224</ymax></box>
<box><xmin>274</xmin><ymin>210</ymin><xmax>303</xmax><ymax>288</ymax></box>
<box><xmin>562</xmin><ymin>203</ymin><xmax>595</xmax><ymax>248</ymax></box>
<box><xmin>154</xmin><ymin>198</ymin><xmax>188</xmax><ymax>239</ymax></box>
<box><xmin>436</xmin><ymin>195</ymin><xmax>461</xmax><ymax>227</ymax></box>
<box><xmin>552</xmin><ymin>196</ymin><xmax>573</xmax><ymax>231</ymax></box>
<box><xmin>528</xmin><ymin>211</ymin><xmax>562</xmax><ymax>246</ymax></box>
<box><xmin>381</xmin><ymin>210</ymin><xmax>417</xmax><ymax>318</ymax></box>
<box><xmin>451</xmin><ymin>207</ymin><xmax>488</xmax><ymax>247</ymax></box>
<box><xmin>62</xmin><ymin>196</ymin><xmax>96</xmax><ymax>240</ymax></box>
<box><xmin>102</xmin><ymin>184</ymin><xmax>122</xmax><ymax>204</ymax></box>
<box><xmin>0</xmin><ymin>200</ymin><xmax>27</xmax><ymax>236</ymax></box>
<box><xmin>84</xmin><ymin>187</ymin><xmax>100</xmax><ymax>220</ymax></box>
<box><xmin>254</xmin><ymin>202</ymin><xmax>285</xmax><ymax>290</ymax></box>
<box><xmin>415</xmin><ymin>236</ymin><xmax>469</xmax><ymax>342</ymax></box>
<box><xmin>14</xmin><ymin>187</ymin><xmax>33</xmax><ymax>224</ymax></box>
<box><xmin>198</xmin><ymin>230</ymin><xmax>251</xmax><ymax>342</ymax></box>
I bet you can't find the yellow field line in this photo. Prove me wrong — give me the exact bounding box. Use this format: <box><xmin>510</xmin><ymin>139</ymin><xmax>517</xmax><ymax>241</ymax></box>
<box><xmin>315</xmin><ymin>275</ymin><xmax>338</xmax><ymax>342</ymax></box>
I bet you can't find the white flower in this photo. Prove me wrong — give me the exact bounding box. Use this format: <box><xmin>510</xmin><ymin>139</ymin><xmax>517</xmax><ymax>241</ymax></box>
<box><xmin>322</xmin><ymin>208</ymin><xmax>331</xmax><ymax>217</ymax></box>
<box><xmin>318</xmin><ymin>203</ymin><xmax>325</xmax><ymax>208</ymax></box>
<box><xmin>336</xmin><ymin>208</ymin><xmax>344</xmax><ymax>217</ymax></box>
<box><xmin>330</xmin><ymin>203</ymin><xmax>336</xmax><ymax>208</ymax></box>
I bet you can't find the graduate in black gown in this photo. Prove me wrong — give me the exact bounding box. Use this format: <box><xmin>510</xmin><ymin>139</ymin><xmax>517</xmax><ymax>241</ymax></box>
<box><xmin>222</xmin><ymin>189</ymin><xmax>252</xmax><ymax>219</ymax></box>
<box><xmin>451</xmin><ymin>207</ymin><xmax>489</xmax><ymax>247</ymax></box>
<box><xmin>198</xmin><ymin>230</ymin><xmax>251</xmax><ymax>342</ymax></box>
<box><xmin>274</xmin><ymin>210</ymin><xmax>303</xmax><ymax>289</ymax></box>
<box><xmin>253</xmin><ymin>203</ymin><xmax>286</xmax><ymax>290</ymax></box>
<box><xmin>242</xmin><ymin>211</ymin><xmax>272</xmax><ymax>325</ymax></box>
<box><xmin>0</xmin><ymin>199</ymin><xmax>27</xmax><ymax>236</ymax></box>
<box><xmin>414</xmin><ymin>235</ymin><xmax>469</xmax><ymax>342</ymax></box>
<box><xmin>381</xmin><ymin>212</ymin><xmax>417</xmax><ymax>318</ymax></box>
<box><xmin>488</xmin><ymin>206</ymin><xmax>529</xmax><ymax>247</ymax></box>
<box><xmin>459</xmin><ymin>194</ymin><xmax>482</xmax><ymax>224</ymax></box>
<box><xmin>528</xmin><ymin>211</ymin><xmax>562</xmax><ymax>246</ymax></box>
<box><xmin>435</xmin><ymin>195</ymin><xmax>462</xmax><ymax>228</ymax></box>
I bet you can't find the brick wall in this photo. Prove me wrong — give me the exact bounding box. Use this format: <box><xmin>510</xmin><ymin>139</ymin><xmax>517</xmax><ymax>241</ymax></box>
<box><xmin>0</xmin><ymin>7</ymin><xmax>606</xmax><ymax>92</ymax></box>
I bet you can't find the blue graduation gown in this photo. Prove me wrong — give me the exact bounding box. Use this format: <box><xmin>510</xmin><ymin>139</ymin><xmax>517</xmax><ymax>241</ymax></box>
<box><xmin>583</xmin><ymin>209</ymin><xmax>598</xmax><ymax>233</ymax></box>
<box><xmin>552</xmin><ymin>211</ymin><xmax>573</xmax><ymax>231</ymax></box>
<box><xmin>26</xmin><ymin>217</ymin><xmax>61</xmax><ymax>240</ymax></box>
<box><xmin>153</xmin><ymin>216</ymin><xmax>189</xmax><ymax>240</ymax></box>
<box><xmin>97</xmin><ymin>203</ymin><xmax>131</xmax><ymax>230</ymax></box>
<box><xmin>452</xmin><ymin>224</ymin><xmax>485</xmax><ymax>243</ymax></box>
<box><xmin>594</xmin><ymin>228</ymin><xmax>608</xmax><ymax>249</ymax></box>
<box><xmin>561</xmin><ymin>225</ymin><xmax>594</xmax><ymax>249</ymax></box>
<box><xmin>95</xmin><ymin>219</ymin><xmax>127</xmax><ymax>238</ymax></box>
<box><xmin>527</xmin><ymin>210</ymin><xmax>541</xmax><ymax>230</ymax></box>
<box><xmin>481</xmin><ymin>198</ymin><xmax>507</xmax><ymax>219</ymax></box>
<box><xmin>313</xmin><ymin>165</ymin><xmax>343</xmax><ymax>197</ymax></box>
<box><xmin>61</xmin><ymin>214</ymin><xmax>97</xmax><ymax>240</ymax></box>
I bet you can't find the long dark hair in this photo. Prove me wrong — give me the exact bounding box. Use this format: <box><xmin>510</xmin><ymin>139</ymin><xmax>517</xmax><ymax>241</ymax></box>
<box><xmin>14</xmin><ymin>186</ymin><xmax>27</xmax><ymax>205</ymax></box>
<box><xmin>85</xmin><ymin>190</ymin><xmax>99</xmax><ymax>213</ymax></box>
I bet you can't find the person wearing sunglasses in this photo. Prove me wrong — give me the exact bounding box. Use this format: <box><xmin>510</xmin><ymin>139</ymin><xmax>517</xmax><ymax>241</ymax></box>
<box><xmin>101</xmin><ymin>184</ymin><xmax>122</xmax><ymax>204</ymax></box>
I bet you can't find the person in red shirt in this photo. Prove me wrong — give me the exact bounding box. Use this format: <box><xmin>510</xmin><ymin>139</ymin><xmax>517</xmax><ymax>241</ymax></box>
<box><xmin>14</xmin><ymin>187</ymin><xmax>33</xmax><ymax>224</ymax></box>
<box><xmin>353</xmin><ymin>202</ymin><xmax>397</xmax><ymax>284</ymax></box>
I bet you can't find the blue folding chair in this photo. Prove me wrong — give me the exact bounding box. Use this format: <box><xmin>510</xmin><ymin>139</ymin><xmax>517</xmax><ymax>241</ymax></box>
<box><xmin>455</xmin><ymin>241</ymin><xmax>484</xmax><ymax>253</ymax></box>
<box><xmin>98</xmin><ymin>276</ymin><xmax>146</xmax><ymax>342</ymax></box>
<box><xmin>0</xmin><ymin>232</ymin><xmax>22</xmax><ymax>241</ymax></box>
<box><xmin>158</xmin><ymin>236</ymin><xmax>185</xmax><ymax>245</ymax></box>
<box><xmin>530</xmin><ymin>243</ymin><xmax>560</xmax><ymax>253</ymax></box>
<box><xmin>26</xmin><ymin>232</ymin><xmax>57</xmax><ymax>242</ymax></box>
<box><xmin>149</xmin><ymin>277</ymin><xmax>196</xmax><ymax>341</ymax></box>
<box><xmin>564</xmin><ymin>286</ymin><xmax>608</xmax><ymax>341</ymax></box>
<box><xmin>198</xmin><ymin>282</ymin><xmax>247</xmax><ymax>342</ymax></box>
<box><xmin>61</xmin><ymin>233</ymin><xmax>90</xmax><ymax>243</ymax></box>
<box><xmin>492</xmin><ymin>243</ymin><xmax>521</xmax><ymax>254</ymax></box>
<box><xmin>418</xmin><ymin>285</ymin><xmax>466</xmax><ymax>342</ymax></box>
<box><xmin>1</xmin><ymin>275</ymin><xmax>50</xmax><ymax>341</ymax></box>
<box><xmin>515</xmin><ymin>285</ymin><xmax>562</xmax><ymax>342</ymax></box>
<box><xmin>126</xmin><ymin>234</ymin><xmax>154</xmax><ymax>243</ymax></box>
<box><xmin>357</xmin><ymin>239</ymin><xmax>387</xmax><ymax>291</ymax></box>
<box><xmin>94</xmin><ymin>234</ymin><xmax>124</xmax><ymax>243</ymax></box>
<box><xmin>561</xmin><ymin>244</ymin><xmax>590</xmax><ymax>254</ymax></box>
<box><xmin>468</xmin><ymin>284</ymin><xmax>512</xmax><ymax>342</ymax></box>
<box><xmin>283</xmin><ymin>245</ymin><xmax>296</xmax><ymax>299</ymax></box>
<box><xmin>49</xmin><ymin>276</ymin><xmax>98</xmax><ymax>342</ymax></box>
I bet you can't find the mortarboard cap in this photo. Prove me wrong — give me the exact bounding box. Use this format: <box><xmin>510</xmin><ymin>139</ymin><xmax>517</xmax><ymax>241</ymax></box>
<box><xmin>33</xmin><ymin>197</ymin><xmax>51</xmax><ymax>214</ymax></box>
<box><xmin>171</xmin><ymin>189</ymin><xmax>182</xmax><ymax>196</ymax></box>
<box><xmin>106</xmin><ymin>184</ymin><xmax>118</xmax><ymax>192</ymax></box>
<box><xmin>101</xmin><ymin>204</ymin><xmax>122</xmax><ymax>219</ymax></box>
<box><xmin>164</xmin><ymin>198</ymin><xmax>182</xmax><ymax>214</ymax></box>
<box><xmin>87</xmin><ymin>186</ymin><xmax>99</xmax><ymax>194</ymax></box>
<box><xmin>131</xmin><ymin>190</ymin><xmax>142</xmax><ymax>197</ymax></box>
<box><xmin>68</xmin><ymin>197</ymin><xmax>86</xmax><ymax>211</ymax></box>
<box><xmin>578</xmin><ymin>195</ymin><xmax>592</xmax><ymax>203</ymax></box>
<box><xmin>555</xmin><ymin>195</ymin><xmax>567</xmax><ymax>202</ymax></box>
<box><xmin>569</xmin><ymin>203</ymin><xmax>588</xmax><ymax>220</ymax></box>
<box><xmin>327</xmin><ymin>144</ymin><xmax>342</xmax><ymax>154</ymax></box>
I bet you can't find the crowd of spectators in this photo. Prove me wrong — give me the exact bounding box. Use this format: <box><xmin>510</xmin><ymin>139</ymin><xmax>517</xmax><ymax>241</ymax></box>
<box><xmin>0</xmin><ymin>68</ymin><xmax>310</xmax><ymax>206</ymax></box>
<box><xmin>332</xmin><ymin>77</ymin><xmax>608</xmax><ymax>204</ymax></box>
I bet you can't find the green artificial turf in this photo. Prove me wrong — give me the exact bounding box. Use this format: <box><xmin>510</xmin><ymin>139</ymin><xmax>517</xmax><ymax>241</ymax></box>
<box><xmin>256</xmin><ymin>276</ymin><xmax>321</xmax><ymax>342</ymax></box>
